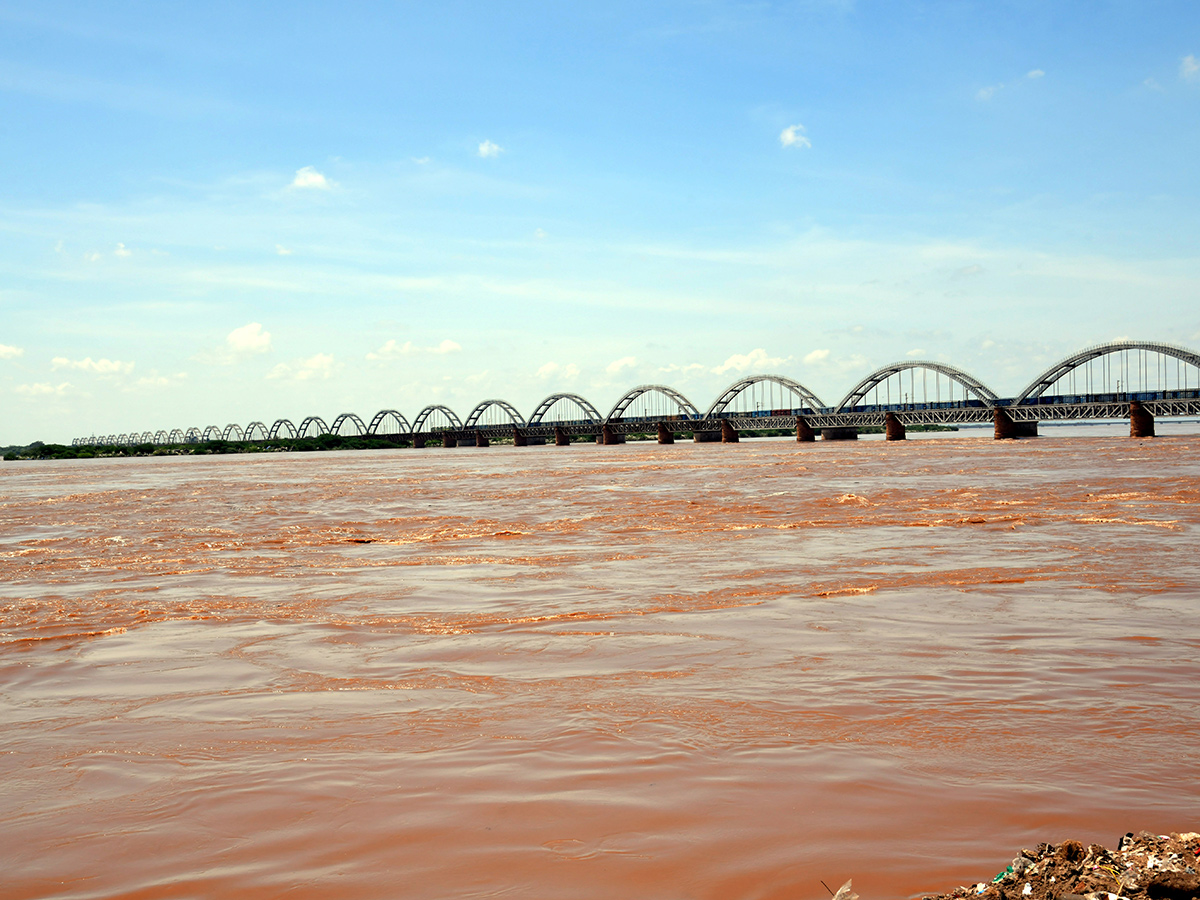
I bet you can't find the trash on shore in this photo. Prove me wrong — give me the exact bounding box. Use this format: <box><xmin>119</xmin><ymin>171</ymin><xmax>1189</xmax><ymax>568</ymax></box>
<box><xmin>917</xmin><ymin>831</ymin><xmax>1200</xmax><ymax>900</ymax></box>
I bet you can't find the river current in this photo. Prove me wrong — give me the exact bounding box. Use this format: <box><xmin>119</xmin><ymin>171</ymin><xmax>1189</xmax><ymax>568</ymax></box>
<box><xmin>2</xmin><ymin>432</ymin><xmax>1199</xmax><ymax>899</ymax></box>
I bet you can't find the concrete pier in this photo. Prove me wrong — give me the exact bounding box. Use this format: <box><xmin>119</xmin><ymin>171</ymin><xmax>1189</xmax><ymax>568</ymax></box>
<box><xmin>657</xmin><ymin>422</ymin><xmax>675</xmax><ymax>444</ymax></box>
<box><xmin>475</xmin><ymin>433</ymin><xmax>489</xmax><ymax>448</ymax></box>
<box><xmin>1130</xmin><ymin>400</ymin><xmax>1155</xmax><ymax>437</ymax></box>
<box><xmin>720</xmin><ymin>420</ymin><xmax>739</xmax><ymax>443</ymax></box>
<box><xmin>601</xmin><ymin>425</ymin><xmax>625</xmax><ymax>445</ymax></box>
<box><xmin>795</xmin><ymin>416</ymin><xmax>815</xmax><ymax>442</ymax></box>
<box><xmin>993</xmin><ymin>408</ymin><xmax>1039</xmax><ymax>439</ymax></box>
<box><xmin>884</xmin><ymin>412</ymin><xmax>906</xmax><ymax>441</ymax></box>
<box><xmin>512</xmin><ymin>427</ymin><xmax>527</xmax><ymax>447</ymax></box>
<box><xmin>554</xmin><ymin>427</ymin><xmax>570</xmax><ymax>446</ymax></box>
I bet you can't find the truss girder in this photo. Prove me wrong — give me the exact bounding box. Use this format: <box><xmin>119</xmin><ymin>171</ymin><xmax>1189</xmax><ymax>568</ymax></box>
<box><xmin>606</xmin><ymin>384</ymin><xmax>700</xmax><ymax>423</ymax></box>
<box><xmin>528</xmin><ymin>393</ymin><xmax>602</xmax><ymax>425</ymax></box>
<box><xmin>836</xmin><ymin>361</ymin><xmax>1000</xmax><ymax>413</ymax></box>
<box><xmin>1014</xmin><ymin>340</ymin><xmax>1200</xmax><ymax>405</ymax></box>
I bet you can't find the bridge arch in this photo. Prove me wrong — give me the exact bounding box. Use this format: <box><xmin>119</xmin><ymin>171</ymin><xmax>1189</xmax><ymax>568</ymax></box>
<box><xmin>202</xmin><ymin>425</ymin><xmax>222</xmax><ymax>441</ymax></box>
<box><xmin>184</xmin><ymin>427</ymin><xmax>202</xmax><ymax>443</ymax></box>
<box><xmin>153</xmin><ymin>430</ymin><xmax>166</xmax><ymax>444</ymax></box>
<box><xmin>705</xmin><ymin>374</ymin><xmax>826</xmax><ymax>418</ymax></box>
<box><xmin>297</xmin><ymin>416</ymin><xmax>329</xmax><ymax>438</ymax></box>
<box><xmin>268</xmin><ymin>419</ymin><xmax>297</xmax><ymax>440</ymax></box>
<box><xmin>222</xmin><ymin>424</ymin><xmax>244</xmax><ymax>441</ymax></box>
<box><xmin>1015</xmin><ymin>340</ymin><xmax>1200</xmax><ymax>404</ymax></box>
<box><xmin>367</xmin><ymin>410</ymin><xmax>411</xmax><ymax>435</ymax></box>
<box><xmin>606</xmin><ymin>384</ymin><xmax>700</xmax><ymax>423</ymax></box>
<box><xmin>528</xmin><ymin>393</ymin><xmax>602</xmax><ymax>425</ymax></box>
<box><xmin>329</xmin><ymin>412</ymin><xmax>366</xmax><ymax>436</ymax></box>
<box><xmin>412</xmin><ymin>405</ymin><xmax>463</xmax><ymax>432</ymax></box>
<box><xmin>836</xmin><ymin>361</ymin><xmax>999</xmax><ymax>412</ymax></box>
<box><xmin>464</xmin><ymin>399</ymin><xmax>526</xmax><ymax>428</ymax></box>
<box><xmin>167</xmin><ymin>428</ymin><xmax>184</xmax><ymax>444</ymax></box>
<box><xmin>139</xmin><ymin>432</ymin><xmax>155</xmax><ymax>444</ymax></box>
<box><xmin>244</xmin><ymin>421</ymin><xmax>268</xmax><ymax>441</ymax></box>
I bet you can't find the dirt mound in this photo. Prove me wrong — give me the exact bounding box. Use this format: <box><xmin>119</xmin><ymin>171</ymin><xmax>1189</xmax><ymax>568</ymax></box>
<box><xmin>920</xmin><ymin>831</ymin><xmax>1200</xmax><ymax>900</ymax></box>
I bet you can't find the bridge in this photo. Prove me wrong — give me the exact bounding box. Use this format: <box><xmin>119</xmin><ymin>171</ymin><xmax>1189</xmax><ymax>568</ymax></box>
<box><xmin>74</xmin><ymin>340</ymin><xmax>1200</xmax><ymax>448</ymax></box>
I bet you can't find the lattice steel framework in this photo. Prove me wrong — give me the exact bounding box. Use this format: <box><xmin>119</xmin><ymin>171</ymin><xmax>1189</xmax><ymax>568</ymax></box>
<box><xmin>705</xmin><ymin>374</ymin><xmax>826</xmax><ymax>417</ymax></box>
<box><xmin>606</xmin><ymin>385</ymin><xmax>700</xmax><ymax>423</ymax></box>
<box><xmin>1014</xmin><ymin>340</ymin><xmax>1200</xmax><ymax>405</ymax></box>
<box><xmin>412</xmin><ymin>405</ymin><xmax>463</xmax><ymax>432</ymax></box>
<box><xmin>836</xmin><ymin>361</ymin><xmax>1000</xmax><ymax>412</ymax></box>
<box><xmin>527</xmin><ymin>393</ymin><xmax>603</xmax><ymax>425</ymax></box>
<box><xmin>464</xmin><ymin>399</ymin><xmax>526</xmax><ymax>428</ymax></box>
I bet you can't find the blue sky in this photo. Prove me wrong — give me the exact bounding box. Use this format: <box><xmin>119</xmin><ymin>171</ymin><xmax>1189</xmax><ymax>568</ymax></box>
<box><xmin>2</xmin><ymin>1</ymin><xmax>1199</xmax><ymax>443</ymax></box>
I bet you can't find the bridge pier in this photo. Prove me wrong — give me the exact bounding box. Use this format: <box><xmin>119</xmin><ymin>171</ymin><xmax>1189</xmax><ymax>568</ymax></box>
<box><xmin>657</xmin><ymin>422</ymin><xmax>675</xmax><ymax>444</ymax></box>
<box><xmin>795</xmin><ymin>416</ymin><xmax>815</xmax><ymax>442</ymax></box>
<box><xmin>720</xmin><ymin>420</ymin><xmax>740</xmax><ymax>443</ymax></box>
<box><xmin>993</xmin><ymin>409</ymin><xmax>1038</xmax><ymax>439</ymax></box>
<box><xmin>1130</xmin><ymin>400</ymin><xmax>1155</xmax><ymax>438</ymax></box>
<box><xmin>602</xmin><ymin>424</ymin><xmax>625</xmax><ymax>445</ymax></box>
<box><xmin>884</xmin><ymin>412</ymin><xmax>906</xmax><ymax>441</ymax></box>
<box><xmin>693</xmin><ymin>430</ymin><xmax>720</xmax><ymax>442</ymax></box>
<box><xmin>412</xmin><ymin>434</ymin><xmax>426</xmax><ymax>449</ymax></box>
<box><xmin>821</xmin><ymin>427</ymin><xmax>858</xmax><ymax>441</ymax></box>
<box><xmin>475</xmin><ymin>433</ymin><xmax>490</xmax><ymax>448</ymax></box>
<box><xmin>442</xmin><ymin>432</ymin><xmax>456</xmax><ymax>449</ymax></box>
<box><xmin>554</xmin><ymin>427</ymin><xmax>570</xmax><ymax>446</ymax></box>
<box><xmin>512</xmin><ymin>427</ymin><xmax>527</xmax><ymax>447</ymax></box>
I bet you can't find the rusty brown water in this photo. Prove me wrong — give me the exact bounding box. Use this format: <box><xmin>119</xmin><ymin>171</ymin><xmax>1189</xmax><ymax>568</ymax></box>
<box><xmin>2</xmin><ymin>435</ymin><xmax>1199</xmax><ymax>899</ymax></box>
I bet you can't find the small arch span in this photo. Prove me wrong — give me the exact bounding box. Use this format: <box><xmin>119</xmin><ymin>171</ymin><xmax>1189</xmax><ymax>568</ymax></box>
<box><xmin>269</xmin><ymin>419</ymin><xmax>297</xmax><ymax>440</ymax></box>
<box><xmin>329</xmin><ymin>413</ymin><xmax>366</xmax><ymax>436</ymax></box>
<box><xmin>168</xmin><ymin>428</ymin><xmax>184</xmax><ymax>444</ymax></box>
<box><xmin>223</xmin><ymin>424</ymin><xmax>244</xmax><ymax>441</ymax></box>
<box><xmin>184</xmin><ymin>427</ymin><xmax>202</xmax><ymax>443</ymax></box>
<box><xmin>528</xmin><ymin>393</ymin><xmax>602</xmax><ymax>425</ymax></box>
<box><xmin>464</xmin><ymin>399</ymin><xmax>526</xmax><ymax>428</ymax></box>
<box><xmin>705</xmin><ymin>374</ymin><xmax>826</xmax><ymax>418</ymax></box>
<box><xmin>1015</xmin><ymin>340</ymin><xmax>1200</xmax><ymax>405</ymax></box>
<box><xmin>368</xmin><ymin>410</ymin><xmax>412</xmax><ymax>435</ymax></box>
<box><xmin>836</xmin><ymin>361</ymin><xmax>999</xmax><ymax>412</ymax></box>
<box><xmin>607</xmin><ymin>385</ymin><xmax>701</xmax><ymax>423</ymax></box>
<box><xmin>202</xmin><ymin>425</ymin><xmax>222</xmax><ymax>441</ymax></box>
<box><xmin>412</xmin><ymin>405</ymin><xmax>462</xmax><ymax>433</ymax></box>
<box><xmin>297</xmin><ymin>416</ymin><xmax>329</xmax><ymax>438</ymax></box>
<box><xmin>244</xmin><ymin>421</ymin><xmax>269</xmax><ymax>441</ymax></box>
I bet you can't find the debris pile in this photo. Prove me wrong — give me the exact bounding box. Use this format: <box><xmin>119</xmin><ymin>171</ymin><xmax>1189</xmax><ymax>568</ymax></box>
<box><xmin>919</xmin><ymin>831</ymin><xmax>1200</xmax><ymax>900</ymax></box>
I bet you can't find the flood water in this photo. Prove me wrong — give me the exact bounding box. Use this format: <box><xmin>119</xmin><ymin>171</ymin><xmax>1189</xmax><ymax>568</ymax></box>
<box><xmin>2</xmin><ymin>432</ymin><xmax>1199</xmax><ymax>899</ymax></box>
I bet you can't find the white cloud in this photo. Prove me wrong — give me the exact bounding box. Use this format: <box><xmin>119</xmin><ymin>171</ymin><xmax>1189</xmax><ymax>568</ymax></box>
<box><xmin>478</xmin><ymin>140</ymin><xmax>503</xmax><ymax>158</ymax></box>
<box><xmin>51</xmin><ymin>356</ymin><xmax>134</xmax><ymax>375</ymax></box>
<box><xmin>803</xmin><ymin>348</ymin><xmax>830</xmax><ymax>365</ymax></box>
<box><xmin>14</xmin><ymin>382</ymin><xmax>73</xmax><ymax>397</ymax></box>
<box><xmin>657</xmin><ymin>362</ymin><xmax>706</xmax><ymax>376</ymax></box>
<box><xmin>606</xmin><ymin>356</ymin><xmax>637</xmax><ymax>375</ymax></box>
<box><xmin>906</xmin><ymin>348</ymin><xmax>926</xmax><ymax>358</ymax></box>
<box><xmin>713</xmin><ymin>348</ymin><xmax>788</xmax><ymax>375</ymax></box>
<box><xmin>412</xmin><ymin>156</ymin><xmax>430</xmax><ymax>165</ymax></box>
<box><xmin>0</xmin><ymin>344</ymin><xmax>24</xmax><ymax>359</ymax></box>
<box><xmin>267</xmin><ymin>352</ymin><xmax>337</xmax><ymax>381</ymax></box>
<box><xmin>114</xmin><ymin>242</ymin><xmax>132</xmax><ymax>257</ymax></box>
<box><xmin>275</xmin><ymin>244</ymin><xmax>293</xmax><ymax>256</ymax></box>
<box><xmin>133</xmin><ymin>372</ymin><xmax>187</xmax><ymax>389</ymax></box>
<box><xmin>291</xmin><ymin>166</ymin><xmax>332</xmax><ymax>189</ymax></box>
<box><xmin>1182</xmin><ymin>55</ymin><xmax>1200</xmax><ymax>82</ymax></box>
<box><xmin>981</xmin><ymin>339</ymin><xmax>996</xmax><ymax>350</ymax></box>
<box><xmin>226</xmin><ymin>322</ymin><xmax>272</xmax><ymax>355</ymax></box>
<box><xmin>1027</xmin><ymin>69</ymin><xmax>1045</xmax><ymax>79</ymax></box>
<box><xmin>779</xmin><ymin>124</ymin><xmax>812</xmax><ymax>149</ymax></box>
<box><xmin>1144</xmin><ymin>77</ymin><xmax>1165</xmax><ymax>91</ymax></box>
<box><xmin>84</xmin><ymin>251</ymin><xmax>102</xmax><ymax>262</ymax></box>
<box><xmin>976</xmin><ymin>84</ymin><xmax>1001</xmax><ymax>101</ymax></box>
<box><xmin>366</xmin><ymin>338</ymin><xmax>461</xmax><ymax>360</ymax></box>
<box><xmin>534</xmin><ymin>228</ymin><xmax>547</xmax><ymax>239</ymax></box>
<box><xmin>537</xmin><ymin>361</ymin><xmax>580</xmax><ymax>380</ymax></box>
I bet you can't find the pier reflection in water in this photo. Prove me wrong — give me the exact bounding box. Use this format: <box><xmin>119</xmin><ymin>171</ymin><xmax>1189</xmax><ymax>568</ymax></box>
<box><xmin>2</xmin><ymin>433</ymin><xmax>1199</xmax><ymax>899</ymax></box>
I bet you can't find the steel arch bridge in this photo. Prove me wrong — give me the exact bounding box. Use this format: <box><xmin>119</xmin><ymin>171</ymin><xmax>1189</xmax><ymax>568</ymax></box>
<box><xmin>329</xmin><ymin>412</ymin><xmax>367</xmax><ymax>436</ymax></box>
<box><xmin>368</xmin><ymin>410</ymin><xmax>411</xmax><ymax>435</ymax></box>
<box><xmin>836</xmin><ymin>361</ymin><xmax>1000</xmax><ymax>413</ymax></box>
<box><xmin>464</xmin><ymin>399</ymin><xmax>526</xmax><ymax>428</ymax></box>
<box><xmin>411</xmin><ymin>405</ymin><xmax>463</xmax><ymax>433</ymax></box>
<box><xmin>606</xmin><ymin>384</ymin><xmax>701</xmax><ymax>423</ymax></box>
<box><xmin>705</xmin><ymin>374</ymin><xmax>826</xmax><ymax>418</ymax></box>
<box><xmin>528</xmin><ymin>393</ymin><xmax>603</xmax><ymax>425</ymax></box>
<box><xmin>1015</xmin><ymin>340</ymin><xmax>1200</xmax><ymax>405</ymax></box>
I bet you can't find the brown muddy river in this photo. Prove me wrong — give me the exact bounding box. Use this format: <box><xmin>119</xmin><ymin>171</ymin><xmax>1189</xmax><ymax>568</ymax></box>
<box><xmin>2</xmin><ymin>433</ymin><xmax>1199</xmax><ymax>899</ymax></box>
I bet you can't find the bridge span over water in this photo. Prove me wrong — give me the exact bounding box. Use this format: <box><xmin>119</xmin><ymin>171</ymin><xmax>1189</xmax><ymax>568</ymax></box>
<box><xmin>75</xmin><ymin>340</ymin><xmax>1200</xmax><ymax>449</ymax></box>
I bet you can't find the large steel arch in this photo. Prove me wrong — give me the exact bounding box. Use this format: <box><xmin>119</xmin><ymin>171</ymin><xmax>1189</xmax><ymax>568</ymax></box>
<box><xmin>411</xmin><ymin>405</ymin><xmax>463</xmax><ymax>432</ymax></box>
<box><xmin>1015</xmin><ymin>340</ymin><xmax>1200</xmax><ymax>405</ymax></box>
<box><xmin>836</xmin><ymin>361</ymin><xmax>999</xmax><ymax>412</ymax></box>
<box><xmin>367</xmin><ymin>409</ymin><xmax>412</xmax><ymax>435</ymax></box>
<box><xmin>297</xmin><ymin>416</ymin><xmax>330</xmax><ymax>438</ymax></box>
<box><xmin>154</xmin><ymin>430</ymin><xmax>167</xmax><ymax>444</ymax></box>
<box><xmin>269</xmin><ymin>419</ymin><xmax>297</xmax><ymax>440</ymax></box>
<box><xmin>202</xmin><ymin>425</ymin><xmax>222</xmax><ymax>441</ymax></box>
<box><xmin>184</xmin><ymin>427</ymin><xmax>202</xmax><ymax>443</ymax></box>
<box><xmin>464</xmin><ymin>399</ymin><xmax>526</xmax><ymax>428</ymax></box>
<box><xmin>167</xmin><ymin>428</ymin><xmax>184</xmax><ymax>443</ymax></box>
<box><xmin>223</xmin><ymin>424</ymin><xmax>244</xmax><ymax>441</ymax></box>
<box><xmin>705</xmin><ymin>374</ymin><xmax>826</xmax><ymax>417</ymax></box>
<box><xmin>329</xmin><ymin>412</ymin><xmax>367</xmax><ymax>436</ymax></box>
<box><xmin>528</xmin><ymin>393</ymin><xmax>602</xmax><ymax>425</ymax></box>
<box><xmin>606</xmin><ymin>384</ymin><xmax>701</xmax><ymax>422</ymax></box>
<box><xmin>245</xmin><ymin>421</ymin><xmax>269</xmax><ymax>441</ymax></box>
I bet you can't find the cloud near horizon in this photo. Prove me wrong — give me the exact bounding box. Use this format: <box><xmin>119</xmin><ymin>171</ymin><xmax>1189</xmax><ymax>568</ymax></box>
<box><xmin>0</xmin><ymin>343</ymin><xmax>25</xmax><ymax>359</ymax></box>
<box><xmin>291</xmin><ymin>166</ymin><xmax>332</xmax><ymax>189</ymax></box>
<box><xmin>478</xmin><ymin>140</ymin><xmax>503</xmax><ymax>158</ymax></box>
<box><xmin>713</xmin><ymin>348</ymin><xmax>788</xmax><ymax>375</ymax></box>
<box><xmin>779</xmin><ymin>124</ymin><xmax>811</xmax><ymax>149</ymax></box>
<box><xmin>51</xmin><ymin>357</ymin><xmax>134</xmax><ymax>375</ymax></box>
<box><xmin>367</xmin><ymin>339</ymin><xmax>462</xmax><ymax>359</ymax></box>
<box><xmin>267</xmin><ymin>353</ymin><xmax>336</xmax><ymax>381</ymax></box>
<box><xmin>226</xmin><ymin>322</ymin><xmax>272</xmax><ymax>355</ymax></box>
